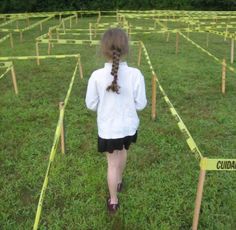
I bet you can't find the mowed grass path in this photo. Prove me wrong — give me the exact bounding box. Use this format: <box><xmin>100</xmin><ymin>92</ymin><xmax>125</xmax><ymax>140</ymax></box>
<box><xmin>0</xmin><ymin>15</ymin><xmax>235</xmax><ymax>229</ymax></box>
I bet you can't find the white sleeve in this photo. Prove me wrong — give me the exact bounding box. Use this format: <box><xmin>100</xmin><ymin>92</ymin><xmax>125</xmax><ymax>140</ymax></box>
<box><xmin>134</xmin><ymin>71</ymin><xmax>147</xmax><ymax>111</ymax></box>
<box><xmin>85</xmin><ymin>74</ymin><xmax>99</xmax><ymax>111</ymax></box>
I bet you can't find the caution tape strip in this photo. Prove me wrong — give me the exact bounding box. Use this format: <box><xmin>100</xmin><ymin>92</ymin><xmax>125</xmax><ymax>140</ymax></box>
<box><xmin>33</xmin><ymin>58</ymin><xmax>79</xmax><ymax>230</ymax></box>
<box><xmin>141</xmin><ymin>41</ymin><xmax>203</xmax><ymax>161</ymax></box>
<box><xmin>22</xmin><ymin>15</ymin><xmax>54</xmax><ymax>32</ymax></box>
<box><xmin>200</xmin><ymin>158</ymin><xmax>236</xmax><ymax>171</ymax></box>
<box><xmin>0</xmin><ymin>67</ymin><xmax>11</xmax><ymax>80</ymax></box>
<box><xmin>179</xmin><ymin>32</ymin><xmax>236</xmax><ymax>74</ymax></box>
<box><xmin>0</xmin><ymin>18</ymin><xmax>16</xmax><ymax>27</ymax></box>
<box><xmin>36</xmin><ymin>38</ymin><xmax>140</xmax><ymax>46</ymax></box>
<box><xmin>207</xmin><ymin>29</ymin><xmax>236</xmax><ymax>40</ymax></box>
<box><xmin>0</xmin><ymin>61</ymin><xmax>13</xmax><ymax>68</ymax></box>
<box><xmin>0</xmin><ymin>54</ymin><xmax>80</xmax><ymax>61</ymax></box>
<box><xmin>0</xmin><ymin>34</ymin><xmax>10</xmax><ymax>43</ymax></box>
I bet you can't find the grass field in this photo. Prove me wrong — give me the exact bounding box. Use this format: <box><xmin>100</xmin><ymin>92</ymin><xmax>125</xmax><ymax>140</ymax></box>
<box><xmin>0</xmin><ymin>13</ymin><xmax>236</xmax><ymax>230</ymax></box>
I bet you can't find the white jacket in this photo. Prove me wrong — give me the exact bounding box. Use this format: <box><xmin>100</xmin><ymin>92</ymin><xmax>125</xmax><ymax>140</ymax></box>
<box><xmin>85</xmin><ymin>62</ymin><xmax>147</xmax><ymax>139</ymax></box>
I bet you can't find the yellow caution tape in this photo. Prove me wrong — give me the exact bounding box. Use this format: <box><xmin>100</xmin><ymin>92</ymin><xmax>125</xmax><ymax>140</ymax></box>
<box><xmin>0</xmin><ymin>67</ymin><xmax>11</xmax><ymax>80</ymax></box>
<box><xmin>33</xmin><ymin>58</ymin><xmax>80</xmax><ymax>230</ymax></box>
<box><xmin>22</xmin><ymin>15</ymin><xmax>54</xmax><ymax>32</ymax></box>
<box><xmin>0</xmin><ymin>54</ymin><xmax>80</xmax><ymax>61</ymax></box>
<box><xmin>179</xmin><ymin>32</ymin><xmax>236</xmax><ymax>74</ymax></box>
<box><xmin>141</xmin><ymin>41</ymin><xmax>203</xmax><ymax>160</ymax></box>
<box><xmin>0</xmin><ymin>61</ymin><xmax>13</xmax><ymax>68</ymax></box>
<box><xmin>200</xmin><ymin>158</ymin><xmax>236</xmax><ymax>171</ymax></box>
<box><xmin>0</xmin><ymin>18</ymin><xmax>16</xmax><ymax>27</ymax></box>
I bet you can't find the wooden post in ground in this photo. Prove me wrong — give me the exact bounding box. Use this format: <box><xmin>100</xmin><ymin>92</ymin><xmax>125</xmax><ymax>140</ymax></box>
<box><xmin>230</xmin><ymin>38</ymin><xmax>234</xmax><ymax>64</ymax></box>
<box><xmin>48</xmin><ymin>31</ymin><xmax>51</xmax><ymax>55</ymax></box>
<box><xmin>56</xmin><ymin>29</ymin><xmax>59</xmax><ymax>40</ymax></box>
<box><xmin>36</xmin><ymin>42</ymin><xmax>40</xmax><ymax>65</ymax></box>
<box><xmin>152</xmin><ymin>74</ymin><xmax>157</xmax><ymax>120</ymax></box>
<box><xmin>78</xmin><ymin>57</ymin><xmax>84</xmax><ymax>79</ymax></box>
<box><xmin>40</xmin><ymin>22</ymin><xmax>43</xmax><ymax>31</ymax></box>
<box><xmin>222</xmin><ymin>58</ymin><xmax>226</xmax><ymax>94</ymax></box>
<box><xmin>75</xmin><ymin>13</ymin><xmax>78</xmax><ymax>24</ymax></box>
<box><xmin>176</xmin><ymin>32</ymin><xmax>179</xmax><ymax>55</ymax></box>
<box><xmin>70</xmin><ymin>17</ymin><xmax>72</xmax><ymax>28</ymax></box>
<box><xmin>89</xmin><ymin>23</ymin><xmax>92</xmax><ymax>42</ymax></box>
<box><xmin>27</xmin><ymin>17</ymin><xmax>30</xmax><ymax>26</ymax></box>
<box><xmin>62</xmin><ymin>20</ymin><xmax>65</xmax><ymax>33</ymax></box>
<box><xmin>59</xmin><ymin>102</ymin><xmax>65</xmax><ymax>155</ymax></box>
<box><xmin>166</xmin><ymin>32</ymin><xmax>170</xmax><ymax>42</ymax></box>
<box><xmin>153</xmin><ymin>20</ymin><xmax>156</xmax><ymax>29</ymax></box>
<box><xmin>11</xmin><ymin>66</ymin><xmax>18</xmax><ymax>95</ymax></box>
<box><xmin>138</xmin><ymin>41</ymin><xmax>142</xmax><ymax>67</ymax></box>
<box><xmin>224</xmin><ymin>26</ymin><xmax>228</xmax><ymax>41</ymax></box>
<box><xmin>10</xmin><ymin>33</ymin><xmax>14</xmax><ymax>48</ymax></box>
<box><xmin>192</xmin><ymin>168</ymin><xmax>206</xmax><ymax>230</ymax></box>
<box><xmin>206</xmin><ymin>32</ymin><xmax>209</xmax><ymax>47</ymax></box>
<box><xmin>59</xmin><ymin>13</ymin><xmax>62</xmax><ymax>22</ymax></box>
<box><xmin>20</xmin><ymin>31</ymin><xmax>23</xmax><ymax>41</ymax></box>
<box><xmin>16</xmin><ymin>20</ymin><xmax>19</xmax><ymax>29</ymax></box>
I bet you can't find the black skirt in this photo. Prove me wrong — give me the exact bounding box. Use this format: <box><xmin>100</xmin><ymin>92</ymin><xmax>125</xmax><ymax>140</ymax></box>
<box><xmin>98</xmin><ymin>131</ymin><xmax>138</xmax><ymax>153</ymax></box>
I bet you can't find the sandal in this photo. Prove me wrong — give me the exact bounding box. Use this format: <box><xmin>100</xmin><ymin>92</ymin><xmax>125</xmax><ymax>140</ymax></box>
<box><xmin>107</xmin><ymin>197</ymin><xmax>119</xmax><ymax>214</ymax></box>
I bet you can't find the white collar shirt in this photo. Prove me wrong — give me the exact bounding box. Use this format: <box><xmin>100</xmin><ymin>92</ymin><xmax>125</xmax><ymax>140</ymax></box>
<box><xmin>85</xmin><ymin>62</ymin><xmax>147</xmax><ymax>139</ymax></box>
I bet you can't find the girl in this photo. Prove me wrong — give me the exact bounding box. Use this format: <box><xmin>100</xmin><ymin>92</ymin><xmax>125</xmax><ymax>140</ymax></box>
<box><xmin>85</xmin><ymin>28</ymin><xmax>147</xmax><ymax>214</ymax></box>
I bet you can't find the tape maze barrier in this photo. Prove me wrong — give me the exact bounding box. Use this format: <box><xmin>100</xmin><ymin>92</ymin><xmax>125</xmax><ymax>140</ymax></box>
<box><xmin>1</xmin><ymin>10</ymin><xmax>235</xmax><ymax>230</ymax></box>
<box><xmin>0</xmin><ymin>61</ymin><xmax>18</xmax><ymax>94</ymax></box>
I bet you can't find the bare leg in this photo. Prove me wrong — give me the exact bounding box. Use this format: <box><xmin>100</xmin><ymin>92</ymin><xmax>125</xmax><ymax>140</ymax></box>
<box><xmin>117</xmin><ymin>147</ymin><xmax>127</xmax><ymax>184</ymax></box>
<box><xmin>106</xmin><ymin>150</ymin><xmax>119</xmax><ymax>204</ymax></box>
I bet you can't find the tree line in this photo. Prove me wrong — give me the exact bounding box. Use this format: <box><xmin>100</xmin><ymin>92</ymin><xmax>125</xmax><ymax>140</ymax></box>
<box><xmin>1</xmin><ymin>0</ymin><xmax>236</xmax><ymax>13</ymax></box>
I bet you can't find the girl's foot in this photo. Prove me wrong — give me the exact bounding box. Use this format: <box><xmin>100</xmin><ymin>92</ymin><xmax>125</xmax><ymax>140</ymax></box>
<box><xmin>107</xmin><ymin>198</ymin><xmax>119</xmax><ymax>214</ymax></box>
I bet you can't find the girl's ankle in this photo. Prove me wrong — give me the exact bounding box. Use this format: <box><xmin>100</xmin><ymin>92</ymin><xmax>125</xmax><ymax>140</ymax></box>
<box><xmin>110</xmin><ymin>197</ymin><xmax>118</xmax><ymax>204</ymax></box>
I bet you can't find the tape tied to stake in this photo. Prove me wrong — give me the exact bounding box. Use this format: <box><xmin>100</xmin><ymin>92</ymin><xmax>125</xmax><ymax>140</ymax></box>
<box><xmin>200</xmin><ymin>158</ymin><xmax>236</xmax><ymax>171</ymax></box>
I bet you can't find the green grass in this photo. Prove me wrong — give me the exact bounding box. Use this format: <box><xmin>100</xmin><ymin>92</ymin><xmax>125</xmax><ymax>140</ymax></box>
<box><xmin>0</xmin><ymin>14</ymin><xmax>236</xmax><ymax>230</ymax></box>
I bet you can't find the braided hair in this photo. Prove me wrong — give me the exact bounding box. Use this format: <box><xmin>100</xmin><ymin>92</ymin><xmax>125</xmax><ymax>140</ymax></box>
<box><xmin>101</xmin><ymin>28</ymin><xmax>129</xmax><ymax>94</ymax></box>
<box><xmin>106</xmin><ymin>49</ymin><xmax>121</xmax><ymax>93</ymax></box>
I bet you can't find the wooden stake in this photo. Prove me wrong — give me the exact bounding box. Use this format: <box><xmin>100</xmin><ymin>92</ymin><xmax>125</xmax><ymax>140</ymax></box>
<box><xmin>116</xmin><ymin>9</ymin><xmax>118</xmax><ymax>22</ymax></box>
<box><xmin>59</xmin><ymin>13</ymin><xmax>62</xmax><ymax>22</ymax></box>
<box><xmin>152</xmin><ymin>74</ymin><xmax>157</xmax><ymax>120</ymax></box>
<box><xmin>192</xmin><ymin>169</ymin><xmax>206</xmax><ymax>230</ymax></box>
<box><xmin>224</xmin><ymin>27</ymin><xmax>228</xmax><ymax>41</ymax></box>
<box><xmin>154</xmin><ymin>20</ymin><xmax>156</xmax><ymax>29</ymax></box>
<box><xmin>138</xmin><ymin>41</ymin><xmax>142</xmax><ymax>66</ymax></box>
<box><xmin>48</xmin><ymin>31</ymin><xmax>51</xmax><ymax>55</ymax></box>
<box><xmin>40</xmin><ymin>22</ymin><xmax>43</xmax><ymax>31</ymax></box>
<box><xmin>166</xmin><ymin>32</ymin><xmax>170</xmax><ymax>42</ymax></box>
<box><xmin>70</xmin><ymin>17</ymin><xmax>72</xmax><ymax>28</ymax></box>
<box><xmin>10</xmin><ymin>33</ymin><xmax>14</xmax><ymax>48</ymax></box>
<box><xmin>20</xmin><ymin>31</ymin><xmax>23</xmax><ymax>42</ymax></box>
<box><xmin>27</xmin><ymin>17</ymin><xmax>30</xmax><ymax>26</ymax></box>
<box><xmin>128</xmin><ymin>25</ymin><xmax>131</xmax><ymax>40</ymax></box>
<box><xmin>36</xmin><ymin>42</ymin><xmax>40</xmax><ymax>65</ymax></box>
<box><xmin>222</xmin><ymin>58</ymin><xmax>226</xmax><ymax>94</ymax></box>
<box><xmin>206</xmin><ymin>32</ymin><xmax>209</xmax><ymax>47</ymax></box>
<box><xmin>75</xmin><ymin>13</ymin><xmax>78</xmax><ymax>24</ymax></box>
<box><xmin>59</xmin><ymin>102</ymin><xmax>65</xmax><ymax>155</ymax></box>
<box><xmin>56</xmin><ymin>29</ymin><xmax>59</xmax><ymax>40</ymax></box>
<box><xmin>78</xmin><ymin>57</ymin><xmax>84</xmax><ymax>79</ymax></box>
<box><xmin>89</xmin><ymin>23</ymin><xmax>92</xmax><ymax>42</ymax></box>
<box><xmin>62</xmin><ymin>20</ymin><xmax>65</xmax><ymax>33</ymax></box>
<box><xmin>230</xmin><ymin>38</ymin><xmax>234</xmax><ymax>64</ymax></box>
<box><xmin>176</xmin><ymin>32</ymin><xmax>179</xmax><ymax>55</ymax></box>
<box><xmin>11</xmin><ymin>66</ymin><xmax>18</xmax><ymax>95</ymax></box>
<box><xmin>16</xmin><ymin>20</ymin><xmax>19</xmax><ymax>29</ymax></box>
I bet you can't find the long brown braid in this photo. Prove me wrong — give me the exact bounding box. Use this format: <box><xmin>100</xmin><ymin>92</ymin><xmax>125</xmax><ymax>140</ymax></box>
<box><xmin>106</xmin><ymin>49</ymin><xmax>121</xmax><ymax>93</ymax></box>
<box><xmin>100</xmin><ymin>28</ymin><xmax>129</xmax><ymax>94</ymax></box>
